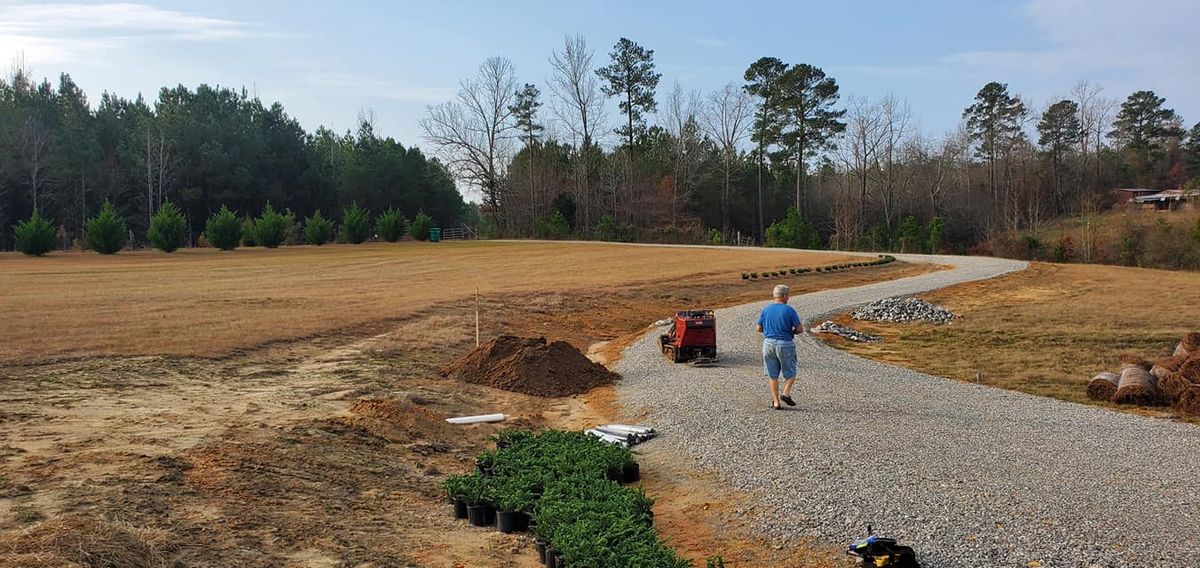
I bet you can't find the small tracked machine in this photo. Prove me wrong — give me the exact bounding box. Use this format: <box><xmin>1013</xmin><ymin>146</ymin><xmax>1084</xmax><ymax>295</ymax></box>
<box><xmin>659</xmin><ymin>310</ymin><xmax>718</xmax><ymax>365</ymax></box>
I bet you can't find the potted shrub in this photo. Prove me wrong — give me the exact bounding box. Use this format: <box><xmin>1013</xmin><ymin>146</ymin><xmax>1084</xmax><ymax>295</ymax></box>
<box><xmin>476</xmin><ymin>450</ymin><xmax>497</xmax><ymax>476</ymax></box>
<box><xmin>443</xmin><ymin>475</ymin><xmax>470</xmax><ymax>519</ymax></box>
<box><xmin>495</xmin><ymin>473</ymin><xmax>538</xmax><ymax>533</ymax></box>
<box><xmin>462</xmin><ymin>474</ymin><xmax>496</xmax><ymax>527</ymax></box>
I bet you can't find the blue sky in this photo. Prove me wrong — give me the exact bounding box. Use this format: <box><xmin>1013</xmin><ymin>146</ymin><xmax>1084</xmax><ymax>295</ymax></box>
<box><xmin>3</xmin><ymin>0</ymin><xmax>1198</xmax><ymax>151</ymax></box>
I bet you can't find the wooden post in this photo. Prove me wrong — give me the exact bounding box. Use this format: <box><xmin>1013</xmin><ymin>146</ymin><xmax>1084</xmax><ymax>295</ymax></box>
<box><xmin>475</xmin><ymin>288</ymin><xmax>480</xmax><ymax>347</ymax></box>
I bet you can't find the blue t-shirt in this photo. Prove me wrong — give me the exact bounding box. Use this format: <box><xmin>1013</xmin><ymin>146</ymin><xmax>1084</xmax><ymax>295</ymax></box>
<box><xmin>757</xmin><ymin>303</ymin><xmax>802</xmax><ymax>341</ymax></box>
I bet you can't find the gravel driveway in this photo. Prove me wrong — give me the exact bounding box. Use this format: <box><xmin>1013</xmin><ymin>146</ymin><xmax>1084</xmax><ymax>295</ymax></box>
<box><xmin>616</xmin><ymin>253</ymin><xmax>1200</xmax><ymax>567</ymax></box>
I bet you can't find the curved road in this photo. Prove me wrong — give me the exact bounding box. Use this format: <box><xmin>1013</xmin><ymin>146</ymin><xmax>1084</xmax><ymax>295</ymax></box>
<box><xmin>615</xmin><ymin>253</ymin><xmax>1200</xmax><ymax>567</ymax></box>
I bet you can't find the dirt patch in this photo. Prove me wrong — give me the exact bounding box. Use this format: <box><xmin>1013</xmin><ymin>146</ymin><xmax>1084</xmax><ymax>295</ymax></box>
<box><xmin>443</xmin><ymin>335</ymin><xmax>618</xmax><ymax>397</ymax></box>
<box><xmin>342</xmin><ymin>397</ymin><xmax>456</xmax><ymax>442</ymax></box>
<box><xmin>0</xmin><ymin>514</ymin><xmax>184</xmax><ymax>568</ymax></box>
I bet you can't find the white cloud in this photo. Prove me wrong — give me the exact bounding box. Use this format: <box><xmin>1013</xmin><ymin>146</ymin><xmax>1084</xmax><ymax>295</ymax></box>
<box><xmin>0</xmin><ymin>2</ymin><xmax>264</xmax><ymax>65</ymax></box>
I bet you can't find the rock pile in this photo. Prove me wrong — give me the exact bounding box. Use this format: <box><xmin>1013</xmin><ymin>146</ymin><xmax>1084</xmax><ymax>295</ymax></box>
<box><xmin>810</xmin><ymin>321</ymin><xmax>880</xmax><ymax>342</ymax></box>
<box><xmin>852</xmin><ymin>297</ymin><xmax>957</xmax><ymax>324</ymax></box>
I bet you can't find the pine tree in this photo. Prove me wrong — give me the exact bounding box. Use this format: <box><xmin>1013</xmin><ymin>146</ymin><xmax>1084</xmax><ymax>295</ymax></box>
<box><xmin>85</xmin><ymin>201</ymin><xmax>128</xmax><ymax>254</ymax></box>
<box><xmin>775</xmin><ymin>64</ymin><xmax>846</xmax><ymax>213</ymax></box>
<box><xmin>205</xmin><ymin>206</ymin><xmax>242</xmax><ymax>251</ymax></box>
<box><xmin>148</xmin><ymin>202</ymin><xmax>187</xmax><ymax>252</ymax></box>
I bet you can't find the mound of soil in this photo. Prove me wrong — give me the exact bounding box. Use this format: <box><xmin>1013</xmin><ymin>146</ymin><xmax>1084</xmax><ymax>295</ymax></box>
<box><xmin>0</xmin><ymin>515</ymin><xmax>182</xmax><ymax>568</ymax></box>
<box><xmin>442</xmin><ymin>335</ymin><xmax>617</xmax><ymax>397</ymax></box>
<box><xmin>344</xmin><ymin>398</ymin><xmax>455</xmax><ymax>442</ymax></box>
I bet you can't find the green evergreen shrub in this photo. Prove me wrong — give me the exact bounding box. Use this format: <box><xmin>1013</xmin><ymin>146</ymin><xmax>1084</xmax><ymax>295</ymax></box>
<box><xmin>303</xmin><ymin>210</ymin><xmax>334</xmax><ymax>245</ymax></box>
<box><xmin>205</xmin><ymin>206</ymin><xmax>242</xmax><ymax>250</ymax></box>
<box><xmin>410</xmin><ymin>211</ymin><xmax>434</xmax><ymax>241</ymax></box>
<box><xmin>376</xmin><ymin>208</ymin><xmax>408</xmax><ymax>242</ymax></box>
<box><xmin>148</xmin><ymin>202</ymin><xmax>187</xmax><ymax>252</ymax></box>
<box><xmin>340</xmin><ymin>203</ymin><xmax>372</xmax><ymax>244</ymax></box>
<box><xmin>85</xmin><ymin>201</ymin><xmax>128</xmax><ymax>254</ymax></box>
<box><xmin>13</xmin><ymin>211</ymin><xmax>56</xmax><ymax>256</ymax></box>
<box><xmin>253</xmin><ymin>203</ymin><xmax>288</xmax><ymax>248</ymax></box>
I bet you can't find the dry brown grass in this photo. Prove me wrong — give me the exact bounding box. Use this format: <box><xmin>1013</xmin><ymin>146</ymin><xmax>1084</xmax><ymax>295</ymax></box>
<box><xmin>0</xmin><ymin>241</ymin><xmax>861</xmax><ymax>362</ymax></box>
<box><xmin>825</xmin><ymin>262</ymin><xmax>1200</xmax><ymax>420</ymax></box>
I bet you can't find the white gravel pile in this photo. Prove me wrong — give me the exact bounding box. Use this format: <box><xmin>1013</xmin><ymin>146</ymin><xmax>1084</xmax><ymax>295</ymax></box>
<box><xmin>811</xmin><ymin>320</ymin><xmax>879</xmax><ymax>342</ymax></box>
<box><xmin>616</xmin><ymin>253</ymin><xmax>1200</xmax><ymax>567</ymax></box>
<box><xmin>853</xmin><ymin>297</ymin><xmax>957</xmax><ymax>324</ymax></box>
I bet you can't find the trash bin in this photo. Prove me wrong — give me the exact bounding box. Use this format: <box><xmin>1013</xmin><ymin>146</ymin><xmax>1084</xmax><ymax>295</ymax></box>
<box><xmin>430</xmin><ymin>227</ymin><xmax>441</xmax><ymax>242</ymax></box>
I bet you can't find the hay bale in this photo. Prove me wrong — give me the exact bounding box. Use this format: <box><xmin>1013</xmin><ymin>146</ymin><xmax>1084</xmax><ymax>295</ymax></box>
<box><xmin>1180</xmin><ymin>332</ymin><xmax>1200</xmax><ymax>356</ymax></box>
<box><xmin>1179</xmin><ymin>357</ymin><xmax>1200</xmax><ymax>384</ymax></box>
<box><xmin>1173</xmin><ymin>385</ymin><xmax>1200</xmax><ymax>416</ymax></box>
<box><xmin>1086</xmin><ymin>372</ymin><xmax>1121</xmax><ymax>401</ymax></box>
<box><xmin>1150</xmin><ymin>355</ymin><xmax>1189</xmax><ymax>379</ymax></box>
<box><xmin>1112</xmin><ymin>367</ymin><xmax>1164</xmax><ymax>406</ymax></box>
<box><xmin>1118</xmin><ymin>354</ymin><xmax>1152</xmax><ymax>371</ymax></box>
<box><xmin>1160</xmin><ymin>372</ymin><xmax>1193</xmax><ymax>402</ymax></box>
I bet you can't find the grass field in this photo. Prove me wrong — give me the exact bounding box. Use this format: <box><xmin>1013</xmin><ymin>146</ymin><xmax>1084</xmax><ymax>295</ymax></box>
<box><xmin>823</xmin><ymin>262</ymin><xmax>1200</xmax><ymax>417</ymax></box>
<box><xmin>0</xmin><ymin>241</ymin><xmax>862</xmax><ymax>362</ymax></box>
<box><xmin>0</xmin><ymin>242</ymin><xmax>927</xmax><ymax>566</ymax></box>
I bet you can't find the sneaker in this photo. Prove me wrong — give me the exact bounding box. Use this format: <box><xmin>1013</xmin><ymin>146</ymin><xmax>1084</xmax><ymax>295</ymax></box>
<box><xmin>780</xmin><ymin>395</ymin><xmax>796</xmax><ymax>407</ymax></box>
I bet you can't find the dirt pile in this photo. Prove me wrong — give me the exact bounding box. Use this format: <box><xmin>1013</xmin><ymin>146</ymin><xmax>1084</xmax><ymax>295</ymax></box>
<box><xmin>442</xmin><ymin>335</ymin><xmax>617</xmax><ymax>397</ymax></box>
<box><xmin>344</xmin><ymin>398</ymin><xmax>455</xmax><ymax>442</ymax></box>
<box><xmin>1087</xmin><ymin>331</ymin><xmax>1200</xmax><ymax>414</ymax></box>
<box><xmin>0</xmin><ymin>515</ymin><xmax>183</xmax><ymax>568</ymax></box>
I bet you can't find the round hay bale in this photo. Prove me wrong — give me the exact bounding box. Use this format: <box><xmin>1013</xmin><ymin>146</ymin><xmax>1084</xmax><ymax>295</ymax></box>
<box><xmin>1172</xmin><ymin>385</ymin><xmax>1200</xmax><ymax>416</ymax></box>
<box><xmin>1179</xmin><ymin>357</ymin><xmax>1200</xmax><ymax>384</ymax></box>
<box><xmin>1150</xmin><ymin>355</ymin><xmax>1188</xmax><ymax>379</ymax></box>
<box><xmin>1181</xmin><ymin>332</ymin><xmax>1200</xmax><ymax>356</ymax></box>
<box><xmin>1118</xmin><ymin>354</ymin><xmax>1152</xmax><ymax>371</ymax></box>
<box><xmin>1086</xmin><ymin>372</ymin><xmax>1121</xmax><ymax>401</ymax></box>
<box><xmin>1160</xmin><ymin>372</ymin><xmax>1192</xmax><ymax>402</ymax></box>
<box><xmin>1112</xmin><ymin>367</ymin><xmax>1163</xmax><ymax>406</ymax></box>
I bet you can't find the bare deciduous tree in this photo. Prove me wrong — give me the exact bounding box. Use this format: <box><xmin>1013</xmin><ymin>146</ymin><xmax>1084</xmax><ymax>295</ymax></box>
<box><xmin>837</xmin><ymin>95</ymin><xmax>885</xmax><ymax>241</ymax></box>
<box><xmin>662</xmin><ymin>82</ymin><xmax>703</xmax><ymax>226</ymax></box>
<box><xmin>548</xmin><ymin>35</ymin><xmax>606</xmax><ymax>230</ymax></box>
<box><xmin>702</xmin><ymin>83</ymin><xmax>753</xmax><ymax>235</ymax></box>
<box><xmin>421</xmin><ymin>56</ymin><xmax>517</xmax><ymax>225</ymax></box>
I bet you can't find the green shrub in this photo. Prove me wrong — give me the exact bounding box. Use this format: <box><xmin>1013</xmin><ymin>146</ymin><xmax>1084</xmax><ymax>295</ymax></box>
<box><xmin>148</xmin><ymin>202</ymin><xmax>187</xmax><ymax>252</ymax></box>
<box><xmin>376</xmin><ymin>208</ymin><xmax>408</xmax><ymax>242</ymax></box>
<box><xmin>928</xmin><ymin>217</ymin><xmax>946</xmax><ymax>253</ymax></box>
<box><xmin>303</xmin><ymin>211</ymin><xmax>334</xmax><ymax>245</ymax></box>
<box><xmin>765</xmin><ymin>207</ymin><xmax>820</xmax><ymax>249</ymax></box>
<box><xmin>253</xmin><ymin>203</ymin><xmax>288</xmax><ymax>248</ymax></box>
<box><xmin>410</xmin><ymin>211</ymin><xmax>434</xmax><ymax>241</ymax></box>
<box><xmin>13</xmin><ymin>211</ymin><xmax>56</xmax><ymax>256</ymax></box>
<box><xmin>741</xmin><ymin>273</ymin><xmax>749</xmax><ymax>280</ymax></box>
<box><xmin>709</xmin><ymin>229</ymin><xmax>723</xmax><ymax>245</ymax></box>
<box><xmin>85</xmin><ymin>201</ymin><xmax>128</xmax><ymax>254</ymax></box>
<box><xmin>750</xmin><ymin>273</ymin><xmax>758</xmax><ymax>279</ymax></box>
<box><xmin>240</xmin><ymin>217</ymin><xmax>257</xmax><ymax>247</ymax></box>
<box><xmin>340</xmin><ymin>203</ymin><xmax>372</xmax><ymax>244</ymax></box>
<box><xmin>205</xmin><ymin>206</ymin><xmax>242</xmax><ymax>250</ymax></box>
<box><xmin>897</xmin><ymin>215</ymin><xmax>925</xmax><ymax>253</ymax></box>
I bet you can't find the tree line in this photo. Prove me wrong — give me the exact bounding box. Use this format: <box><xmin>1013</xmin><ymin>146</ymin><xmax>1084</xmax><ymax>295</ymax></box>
<box><xmin>0</xmin><ymin>66</ymin><xmax>466</xmax><ymax>251</ymax></box>
<box><xmin>423</xmin><ymin>35</ymin><xmax>1200</xmax><ymax>253</ymax></box>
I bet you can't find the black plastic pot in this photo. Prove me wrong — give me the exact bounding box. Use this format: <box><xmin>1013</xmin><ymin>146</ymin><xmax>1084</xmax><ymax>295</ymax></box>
<box><xmin>466</xmin><ymin>504</ymin><xmax>495</xmax><ymax>527</ymax></box>
<box><xmin>535</xmin><ymin>539</ymin><xmax>547</xmax><ymax>562</ymax></box>
<box><xmin>544</xmin><ymin>547</ymin><xmax>558</xmax><ymax>568</ymax></box>
<box><xmin>622</xmin><ymin>461</ymin><xmax>641</xmax><ymax>483</ymax></box>
<box><xmin>452</xmin><ymin>497</ymin><xmax>468</xmax><ymax>519</ymax></box>
<box><xmin>496</xmin><ymin>510</ymin><xmax>529</xmax><ymax>533</ymax></box>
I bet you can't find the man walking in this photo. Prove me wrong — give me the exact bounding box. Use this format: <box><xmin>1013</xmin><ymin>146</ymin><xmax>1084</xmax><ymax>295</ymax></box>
<box><xmin>756</xmin><ymin>284</ymin><xmax>804</xmax><ymax>410</ymax></box>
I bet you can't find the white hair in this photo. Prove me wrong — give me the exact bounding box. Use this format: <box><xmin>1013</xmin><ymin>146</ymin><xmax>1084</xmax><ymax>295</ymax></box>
<box><xmin>772</xmin><ymin>284</ymin><xmax>790</xmax><ymax>298</ymax></box>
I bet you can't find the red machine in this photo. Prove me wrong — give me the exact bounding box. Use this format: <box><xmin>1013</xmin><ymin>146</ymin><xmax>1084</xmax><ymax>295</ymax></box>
<box><xmin>659</xmin><ymin>310</ymin><xmax>718</xmax><ymax>364</ymax></box>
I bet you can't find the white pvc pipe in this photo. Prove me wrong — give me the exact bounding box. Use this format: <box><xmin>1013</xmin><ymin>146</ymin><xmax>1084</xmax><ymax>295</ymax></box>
<box><xmin>445</xmin><ymin>413</ymin><xmax>507</xmax><ymax>425</ymax></box>
<box><xmin>602</xmin><ymin>424</ymin><xmax>656</xmax><ymax>435</ymax></box>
